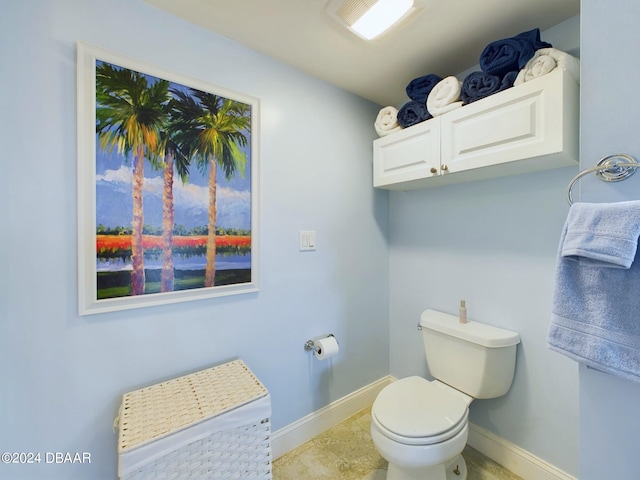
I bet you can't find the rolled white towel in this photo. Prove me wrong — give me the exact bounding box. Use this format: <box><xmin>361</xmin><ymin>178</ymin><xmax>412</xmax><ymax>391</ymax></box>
<box><xmin>375</xmin><ymin>106</ymin><xmax>402</xmax><ymax>137</ymax></box>
<box><xmin>426</xmin><ymin>76</ymin><xmax>464</xmax><ymax>117</ymax></box>
<box><xmin>514</xmin><ymin>48</ymin><xmax>580</xmax><ymax>86</ymax></box>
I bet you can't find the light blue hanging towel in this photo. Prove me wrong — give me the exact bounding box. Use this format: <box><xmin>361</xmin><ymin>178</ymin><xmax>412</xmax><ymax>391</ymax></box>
<box><xmin>548</xmin><ymin>201</ymin><xmax>640</xmax><ymax>383</ymax></box>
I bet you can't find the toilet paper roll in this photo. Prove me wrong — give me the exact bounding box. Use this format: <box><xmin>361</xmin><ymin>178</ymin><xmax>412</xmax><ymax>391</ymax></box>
<box><xmin>314</xmin><ymin>335</ymin><xmax>339</xmax><ymax>360</ymax></box>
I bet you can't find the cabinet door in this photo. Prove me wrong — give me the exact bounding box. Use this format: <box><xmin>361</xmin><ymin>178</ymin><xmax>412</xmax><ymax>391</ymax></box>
<box><xmin>373</xmin><ymin>118</ymin><xmax>441</xmax><ymax>188</ymax></box>
<box><xmin>440</xmin><ymin>69</ymin><xmax>578</xmax><ymax>177</ymax></box>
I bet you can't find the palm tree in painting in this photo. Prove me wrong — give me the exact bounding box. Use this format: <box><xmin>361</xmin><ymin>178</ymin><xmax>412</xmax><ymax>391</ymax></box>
<box><xmin>170</xmin><ymin>88</ymin><xmax>250</xmax><ymax>288</ymax></box>
<box><xmin>96</xmin><ymin>63</ymin><xmax>170</xmax><ymax>295</ymax></box>
<box><xmin>157</xmin><ymin>123</ymin><xmax>190</xmax><ymax>292</ymax></box>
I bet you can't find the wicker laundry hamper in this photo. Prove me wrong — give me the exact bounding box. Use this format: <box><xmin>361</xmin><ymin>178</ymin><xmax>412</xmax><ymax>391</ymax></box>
<box><xmin>116</xmin><ymin>359</ymin><xmax>271</xmax><ymax>479</ymax></box>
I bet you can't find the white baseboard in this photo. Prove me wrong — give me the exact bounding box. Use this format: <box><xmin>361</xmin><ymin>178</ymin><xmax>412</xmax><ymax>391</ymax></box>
<box><xmin>467</xmin><ymin>422</ymin><xmax>577</xmax><ymax>480</ymax></box>
<box><xmin>271</xmin><ymin>376</ymin><xmax>393</xmax><ymax>459</ymax></box>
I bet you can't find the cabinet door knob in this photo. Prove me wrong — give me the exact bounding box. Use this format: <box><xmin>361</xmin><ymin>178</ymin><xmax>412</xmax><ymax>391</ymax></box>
<box><xmin>430</xmin><ymin>167</ymin><xmax>438</xmax><ymax>174</ymax></box>
<box><xmin>441</xmin><ymin>164</ymin><xmax>449</xmax><ymax>171</ymax></box>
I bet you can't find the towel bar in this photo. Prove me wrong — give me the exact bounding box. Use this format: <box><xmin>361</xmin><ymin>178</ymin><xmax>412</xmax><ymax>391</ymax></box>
<box><xmin>566</xmin><ymin>154</ymin><xmax>639</xmax><ymax>205</ymax></box>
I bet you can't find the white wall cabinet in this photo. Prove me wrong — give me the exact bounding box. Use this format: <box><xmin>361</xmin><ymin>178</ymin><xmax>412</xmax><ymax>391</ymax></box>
<box><xmin>373</xmin><ymin>69</ymin><xmax>579</xmax><ymax>190</ymax></box>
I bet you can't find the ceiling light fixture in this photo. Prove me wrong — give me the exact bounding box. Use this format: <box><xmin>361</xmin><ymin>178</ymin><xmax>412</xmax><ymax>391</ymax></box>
<box><xmin>327</xmin><ymin>0</ymin><xmax>416</xmax><ymax>41</ymax></box>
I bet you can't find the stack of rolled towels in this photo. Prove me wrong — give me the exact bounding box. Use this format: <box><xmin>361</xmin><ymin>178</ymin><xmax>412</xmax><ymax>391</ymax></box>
<box><xmin>399</xmin><ymin>73</ymin><xmax>440</xmax><ymax>127</ymax></box>
<box><xmin>374</xmin><ymin>27</ymin><xmax>580</xmax><ymax>137</ymax></box>
<box><xmin>461</xmin><ymin>27</ymin><xmax>551</xmax><ymax>104</ymax></box>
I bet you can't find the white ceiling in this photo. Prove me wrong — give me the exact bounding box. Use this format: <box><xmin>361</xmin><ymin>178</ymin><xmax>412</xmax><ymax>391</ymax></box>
<box><xmin>144</xmin><ymin>0</ymin><xmax>580</xmax><ymax>107</ymax></box>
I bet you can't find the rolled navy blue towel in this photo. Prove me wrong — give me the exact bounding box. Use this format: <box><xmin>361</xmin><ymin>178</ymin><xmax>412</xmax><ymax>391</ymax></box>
<box><xmin>479</xmin><ymin>28</ymin><xmax>552</xmax><ymax>77</ymax></box>
<box><xmin>461</xmin><ymin>70</ymin><xmax>518</xmax><ymax>105</ymax></box>
<box><xmin>397</xmin><ymin>100</ymin><xmax>432</xmax><ymax>128</ymax></box>
<box><xmin>405</xmin><ymin>74</ymin><xmax>442</xmax><ymax>104</ymax></box>
<box><xmin>501</xmin><ymin>70</ymin><xmax>518</xmax><ymax>88</ymax></box>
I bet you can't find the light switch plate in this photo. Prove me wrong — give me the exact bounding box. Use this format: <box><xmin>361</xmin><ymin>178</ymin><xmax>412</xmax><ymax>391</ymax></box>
<box><xmin>299</xmin><ymin>231</ymin><xmax>316</xmax><ymax>251</ymax></box>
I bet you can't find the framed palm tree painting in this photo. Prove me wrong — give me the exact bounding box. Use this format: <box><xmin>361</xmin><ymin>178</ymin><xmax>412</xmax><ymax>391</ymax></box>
<box><xmin>77</xmin><ymin>43</ymin><xmax>259</xmax><ymax>315</ymax></box>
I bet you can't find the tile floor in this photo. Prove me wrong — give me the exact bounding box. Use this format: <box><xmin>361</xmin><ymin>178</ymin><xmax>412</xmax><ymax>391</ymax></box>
<box><xmin>273</xmin><ymin>407</ymin><xmax>522</xmax><ymax>480</ymax></box>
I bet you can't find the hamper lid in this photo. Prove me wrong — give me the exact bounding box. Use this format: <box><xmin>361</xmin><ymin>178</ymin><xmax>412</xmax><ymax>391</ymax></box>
<box><xmin>117</xmin><ymin>359</ymin><xmax>268</xmax><ymax>453</ymax></box>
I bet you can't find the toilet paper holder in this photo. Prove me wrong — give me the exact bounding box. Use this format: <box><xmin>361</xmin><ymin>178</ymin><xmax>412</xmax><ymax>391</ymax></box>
<box><xmin>304</xmin><ymin>334</ymin><xmax>336</xmax><ymax>353</ymax></box>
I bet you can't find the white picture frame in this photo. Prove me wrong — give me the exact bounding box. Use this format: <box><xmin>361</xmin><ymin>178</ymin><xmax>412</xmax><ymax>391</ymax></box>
<box><xmin>77</xmin><ymin>42</ymin><xmax>260</xmax><ymax>315</ymax></box>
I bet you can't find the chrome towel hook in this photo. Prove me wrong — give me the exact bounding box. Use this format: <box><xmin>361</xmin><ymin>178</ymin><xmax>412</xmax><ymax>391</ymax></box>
<box><xmin>566</xmin><ymin>154</ymin><xmax>640</xmax><ymax>205</ymax></box>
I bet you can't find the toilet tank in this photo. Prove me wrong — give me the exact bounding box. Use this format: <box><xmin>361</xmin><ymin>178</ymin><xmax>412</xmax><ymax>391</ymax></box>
<box><xmin>419</xmin><ymin>309</ymin><xmax>520</xmax><ymax>399</ymax></box>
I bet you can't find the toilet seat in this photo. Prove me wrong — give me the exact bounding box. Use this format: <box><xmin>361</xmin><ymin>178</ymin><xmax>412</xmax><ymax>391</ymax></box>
<box><xmin>372</xmin><ymin>376</ymin><xmax>469</xmax><ymax>446</ymax></box>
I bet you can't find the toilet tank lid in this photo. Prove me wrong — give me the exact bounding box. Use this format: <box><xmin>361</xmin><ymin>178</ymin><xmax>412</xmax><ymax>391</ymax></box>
<box><xmin>420</xmin><ymin>309</ymin><xmax>520</xmax><ymax>348</ymax></box>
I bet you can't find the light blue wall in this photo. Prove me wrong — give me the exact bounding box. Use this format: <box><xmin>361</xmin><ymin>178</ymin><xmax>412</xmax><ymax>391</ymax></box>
<box><xmin>0</xmin><ymin>0</ymin><xmax>388</xmax><ymax>478</ymax></box>
<box><xmin>388</xmin><ymin>17</ymin><xmax>581</xmax><ymax>476</ymax></box>
<box><xmin>579</xmin><ymin>1</ymin><xmax>640</xmax><ymax>478</ymax></box>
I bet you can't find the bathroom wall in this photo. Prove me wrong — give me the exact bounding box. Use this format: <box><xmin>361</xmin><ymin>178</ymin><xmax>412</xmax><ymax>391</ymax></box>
<box><xmin>0</xmin><ymin>0</ymin><xmax>388</xmax><ymax>478</ymax></box>
<box><xmin>388</xmin><ymin>16</ymin><xmax>581</xmax><ymax>476</ymax></box>
<box><xmin>579</xmin><ymin>0</ymin><xmax>640</xmax><ymax>478</ymax></box>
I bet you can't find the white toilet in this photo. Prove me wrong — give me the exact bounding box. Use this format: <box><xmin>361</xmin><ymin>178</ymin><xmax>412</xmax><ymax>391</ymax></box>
<box><xmin>371</xmin><ymin>309</ymin><xmax>520</xmax><ymax>480</ymax></box>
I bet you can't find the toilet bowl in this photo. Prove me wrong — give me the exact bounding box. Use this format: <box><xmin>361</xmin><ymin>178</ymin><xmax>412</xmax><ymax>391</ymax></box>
<box><xmin>371</xmin><ymin>376</ymin><xmax>471</xmax><ymax>480</ymax></box>
<box><xmin>371</xmin><ymin>309</ymin><xmax>520</xmax><ymax>480</ymax></box>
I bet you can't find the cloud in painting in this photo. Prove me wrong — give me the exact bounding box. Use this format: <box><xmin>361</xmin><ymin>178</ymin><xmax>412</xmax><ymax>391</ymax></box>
<box><xmin>96</xmin><ymin>165</ymin><xmax>132</xmax><ymax>192</ymax></box>
<box><xmin>96</xmin><ymin>165</ymin><xmax>251</xmax><ymax>230</ymax></box>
